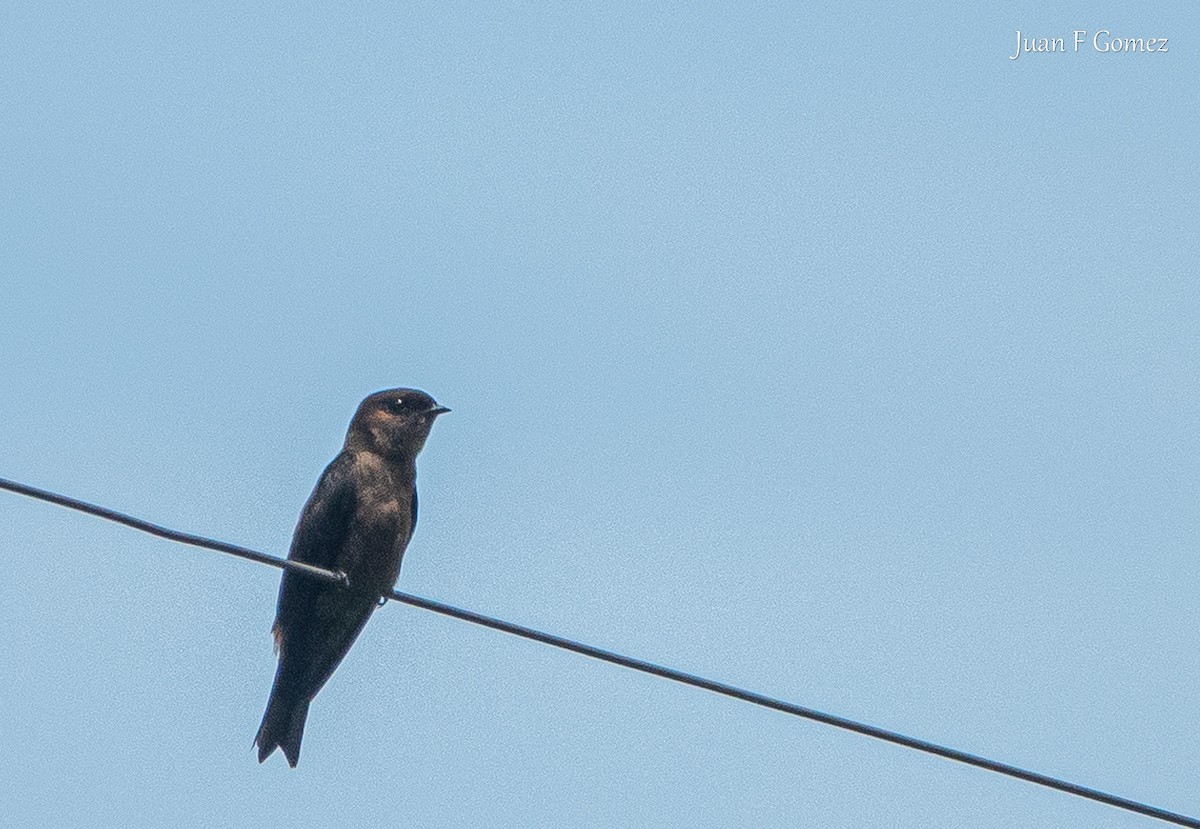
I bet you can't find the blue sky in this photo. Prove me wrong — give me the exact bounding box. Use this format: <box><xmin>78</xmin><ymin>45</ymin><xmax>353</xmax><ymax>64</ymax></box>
<box><xmin>1</xmin><ymin>2</ymin><xmax>1197</xmax><ymax>827</ymax></box>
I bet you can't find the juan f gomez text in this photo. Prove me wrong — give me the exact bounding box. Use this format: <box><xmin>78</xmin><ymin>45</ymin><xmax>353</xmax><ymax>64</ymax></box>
<box><xmin>1010</xmin><ymin>29</ymin><xmax>1168</xmax><ymax>60</ymax></box>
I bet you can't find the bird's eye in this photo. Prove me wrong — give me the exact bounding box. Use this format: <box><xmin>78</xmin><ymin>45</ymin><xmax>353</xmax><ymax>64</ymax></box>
<box><xmin>387</xmin><ymin>397</ymin><xmax>409</xmax><ymax>414</ymax></box>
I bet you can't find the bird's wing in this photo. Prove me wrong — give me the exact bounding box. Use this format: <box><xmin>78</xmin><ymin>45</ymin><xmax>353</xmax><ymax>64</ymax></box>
<box><xmin>410</xmin><ymin>487</ymin><xmax>418</xmax><ymax>531</ymax></box>
<box><xmin>272</xmin><ymin>451</ymin><xmax>359</xmax><ymax>648</ymax></box>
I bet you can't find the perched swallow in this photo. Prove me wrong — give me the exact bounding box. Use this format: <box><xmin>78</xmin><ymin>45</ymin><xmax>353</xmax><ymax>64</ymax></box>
<box><xmin>255</xmin><ymin>388</ymin><xmax>449</xmax><ymax>766</ymax></box>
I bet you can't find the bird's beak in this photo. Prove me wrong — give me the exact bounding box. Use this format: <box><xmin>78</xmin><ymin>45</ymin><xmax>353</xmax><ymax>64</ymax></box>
<box><xmin>428</xmin><ymin>405</ymin><xmax>451</xmax><ymax>417</ymax></box>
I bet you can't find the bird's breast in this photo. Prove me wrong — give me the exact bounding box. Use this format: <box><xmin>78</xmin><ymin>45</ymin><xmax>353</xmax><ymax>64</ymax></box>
<box><xmin>344</xmin><ymin>497</ymin><xmax>412</xmax><ymax>592</ymax></box>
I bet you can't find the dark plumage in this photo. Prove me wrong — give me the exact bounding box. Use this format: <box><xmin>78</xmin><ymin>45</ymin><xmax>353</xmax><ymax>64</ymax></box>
<box><xmin>255</xmin><ymin>388</ymin><xmax>449</xmax><ymax>766</ymax></box>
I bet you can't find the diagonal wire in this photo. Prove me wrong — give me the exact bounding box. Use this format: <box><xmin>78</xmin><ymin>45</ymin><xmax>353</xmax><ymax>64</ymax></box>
<box><xmin>2</xmin><ymin>476</ymin><xmax>1196</xmax><ymax>828</ymax></box>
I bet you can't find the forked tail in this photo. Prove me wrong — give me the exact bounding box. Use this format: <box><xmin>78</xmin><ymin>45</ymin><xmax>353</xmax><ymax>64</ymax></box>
<box><xmin>255</xmin><ymin>692</ymin><xmax>311</xmax><ymax>767</ymax></box>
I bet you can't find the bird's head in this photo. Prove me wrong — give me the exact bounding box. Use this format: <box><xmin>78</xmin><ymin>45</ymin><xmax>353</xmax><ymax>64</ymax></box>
<box><xmin>346</xmin><ymin>388</ymin><xmax>450</xmax><ymax>460</ymax></box>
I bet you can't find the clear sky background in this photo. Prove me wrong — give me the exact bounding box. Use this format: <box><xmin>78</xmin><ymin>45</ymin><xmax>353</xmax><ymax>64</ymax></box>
<box><xmin>2</xmin><ymin>3</ymin><xmax>1197</xmax><ymax>827</ymax></box>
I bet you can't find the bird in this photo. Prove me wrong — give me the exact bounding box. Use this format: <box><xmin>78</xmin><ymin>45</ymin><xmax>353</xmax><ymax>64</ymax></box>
<box><xmin>254</xmin><ymin>388</ymin><xmax>449</xmax><ymax>767</ymax></box>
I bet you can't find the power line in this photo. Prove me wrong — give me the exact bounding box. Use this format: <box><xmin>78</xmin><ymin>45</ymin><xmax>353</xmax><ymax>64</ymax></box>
<box><xmin>2</xmin><ymin>476</ymin><xmax>1196</xmax><ymax>828</ymax></box>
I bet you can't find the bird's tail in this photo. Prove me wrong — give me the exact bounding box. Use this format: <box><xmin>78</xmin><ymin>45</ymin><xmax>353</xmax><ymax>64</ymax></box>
<box><xmin>255</xmin><ymin>692</ymin><xmax>311</xmax><ymax>767</ymax></box>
